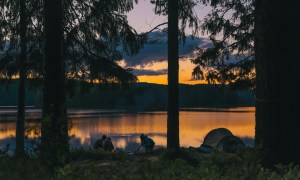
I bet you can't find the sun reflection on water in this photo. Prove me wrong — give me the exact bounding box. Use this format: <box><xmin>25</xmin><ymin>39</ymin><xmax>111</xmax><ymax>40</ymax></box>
<box><xmin>0</xmin><ymin>107</ymin><xmax>255</xmax><ymax>152</ymax></box>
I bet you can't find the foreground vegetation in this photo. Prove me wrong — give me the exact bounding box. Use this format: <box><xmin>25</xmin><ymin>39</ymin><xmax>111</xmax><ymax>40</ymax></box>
<box><xmin>1</xmin><ymin>148</ymin><xmax>299</xmax><ymax>179</ymax></box>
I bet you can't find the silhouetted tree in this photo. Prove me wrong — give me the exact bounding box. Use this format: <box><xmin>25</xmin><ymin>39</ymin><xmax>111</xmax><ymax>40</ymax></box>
<box><xmin>167</xmin><ymin>0</ymin><xmax>180</xmax><ymax>151</ymax></box>
<box><xmin>1</xmin><ymin>1</ymin><xmax>144</xmax><ymax>162</ymax></box>
<box><xmin>0</xmin><ymin>1</ymin><xmax>19</xmax><ymax>78</ymax></box>
<box><xmin>40</xmin><ymin>0</ymin><xmax>144</xmax><ymax>168</ymax></box>
<box><xmin>191</xmin><ymin>0</ymin><xmax>255</xmax><ymax>91</ymax></box>
<box><xmin>0</xmin><ymin>1</ymin><xmax>42</xmax><ymax>79</ymax></box>
<box><xmin>41</xmin><ymin>0</ymin><xmax>68</xmax><ymax>168</ymax></box>
<box><xmin>1</xmin><ymin>1</ymin><xmax>145</xmax><ymax>89</ymax></box>
<box><xmin>63</xmin><ymin>0</ymin><xmax>145</xmax><ymax>86</ymax></box>
<box><xmin>189</xmin><ymin>0</ymin><xmax>300</xmax><ymax>166</ymax></box>
<box><xmin>150</xmin><ymin>0</ymin><xmax>199</xmax><ymax>152</ymax></box>
<box><xmin>0</xmin><ymin>0</ymin><xmax>29</xmax><ymax>157</ymax></box>
<box><xmin>255</xmin><ymin>0</ymin><xmax>300</xmax><ymax>166</ymax></box>
<box><xmin>15</xmin><ymin>0</ymin><xmax>27</xmax><ymax>158</ymax></box>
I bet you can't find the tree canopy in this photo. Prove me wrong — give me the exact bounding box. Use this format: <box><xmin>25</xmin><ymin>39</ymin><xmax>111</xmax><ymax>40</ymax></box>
<box><xmin>149</xmin><ymin>0</ymin><xmax>199</xmax><ymax>39</ymax></box>
<box><xmin>0</xmin><ymin>0</ymin><xmax>146</xmax><ymax>86</ymax></box>
<box><xmin>191</xmin><ymin>0</ymin><xmax>255</xmax><ymax>90</ymax></box>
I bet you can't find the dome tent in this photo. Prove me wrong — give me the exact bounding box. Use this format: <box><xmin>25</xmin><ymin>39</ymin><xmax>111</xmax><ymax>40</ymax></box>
<box><xmin>199</xmin><ymin>128</ymin><xmax>246</xmax><ymax>153</ymax></box>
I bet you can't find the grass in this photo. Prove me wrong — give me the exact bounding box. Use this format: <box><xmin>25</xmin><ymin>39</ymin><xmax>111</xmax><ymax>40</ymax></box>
<box><xmin>1</xmin><ymin>147</ymin><xmax>300</xmax><ymax>179</ymax></box>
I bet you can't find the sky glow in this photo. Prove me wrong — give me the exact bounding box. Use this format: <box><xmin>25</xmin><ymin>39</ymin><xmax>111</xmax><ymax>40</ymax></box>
<box><xmin>125</xmin><ymin>1</ymin><xmax>212</xmax><ymax>84</ymax></box>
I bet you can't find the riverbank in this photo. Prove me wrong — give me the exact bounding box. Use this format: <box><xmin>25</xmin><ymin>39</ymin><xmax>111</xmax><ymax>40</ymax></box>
<box><xmin>0</xmin><ymin>147</ymin><xmax>299</xmax><ymax>179</ymax></box>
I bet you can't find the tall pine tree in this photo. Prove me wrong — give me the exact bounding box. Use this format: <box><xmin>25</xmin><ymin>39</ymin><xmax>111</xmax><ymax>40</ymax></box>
<box><xmin>41</xmin><ymin>0</ymin><xmax>68</xmax><ymax>168</ymax></box>
<box><xmin>255</xmin><ymin>0</ymin><xmax>300</xmax><ymax>166</ymax></box>
<box><xmin>150</xmin><ymin>0</ymin><xmax>199</xmax><ymax>152</ymax></box>
<box><xmin>167</xmin><ymin>0</ymin><xmax>180</xmax><ymax>151</ymax></box>
<box><xmin>15</xmin><ymin>0</ymin><xmax>27</xmax><ymax>158</ymax></box>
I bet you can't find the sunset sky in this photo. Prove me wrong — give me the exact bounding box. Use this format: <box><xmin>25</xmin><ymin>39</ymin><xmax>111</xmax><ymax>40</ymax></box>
<box><xmin>124</xmin><ymin>1</ymin><xmax>212</xmax><ymax>85</ymax></box>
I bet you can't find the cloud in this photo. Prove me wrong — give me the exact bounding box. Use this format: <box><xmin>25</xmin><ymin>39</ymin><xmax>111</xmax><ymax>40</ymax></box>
<box><xmin>122</xmin><ymin>31</ymin><xmax>211</xmax><ymax>67</ymax></box>
<box><xmin>132</xmin><ymin>69</ymin><xmax>168</xmax><ymax>76</ymax></box>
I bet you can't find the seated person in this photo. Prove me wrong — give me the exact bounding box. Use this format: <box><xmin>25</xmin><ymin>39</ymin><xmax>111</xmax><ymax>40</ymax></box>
<box><xmin>103</xmin><ymin>137</ymin><xmax>115</xmax><ymax>152</ymax></box>
<box><xmin>140</xmin><ymin>134</ymin><xmax>155</xmax><ymax>152</ymax></box>
<box><xmin>93</xmin><ymin>135</ymin><xmax>107</xmax><ymax>149</ymax></box>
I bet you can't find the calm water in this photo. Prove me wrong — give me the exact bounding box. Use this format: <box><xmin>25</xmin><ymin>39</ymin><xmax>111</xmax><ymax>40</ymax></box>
<box><xmin>0</xmin><ymin>107</ymin><xmax>255</xmax><ymax>155</ymax></box>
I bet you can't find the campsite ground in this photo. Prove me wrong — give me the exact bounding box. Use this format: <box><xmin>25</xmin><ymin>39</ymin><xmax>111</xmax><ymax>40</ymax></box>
<box><xmin>0</xmin><ymin>148</ymin><xmax>299</xmax><ymax>179</ymax></box>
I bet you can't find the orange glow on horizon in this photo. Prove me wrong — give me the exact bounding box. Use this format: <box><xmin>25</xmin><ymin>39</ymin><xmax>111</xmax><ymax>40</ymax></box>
<box><xmin>132</xmin><ymin>58</ymin><xmax>207</xmax><ymax>85</ymax></box>
<box><xmin>137</xmin><ymin>74</ymin><xmax>207</xmax><ymax>85</ymax></box>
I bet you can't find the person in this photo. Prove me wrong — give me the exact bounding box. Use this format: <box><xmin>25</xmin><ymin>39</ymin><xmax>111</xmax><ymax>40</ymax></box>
<box><xmin>140</xmin><ymin>134</ymin><xmax>155</xmax><ymax>152</ymax></box>
<box><xmin>103</xmin><ymin>137</ymin><xmax>115</xmax><ymax>152</ymax></box>
<box><xmin>93</xmin><ymin>135</ymin><xmax>107</xmax><ymax>149</ymax></box>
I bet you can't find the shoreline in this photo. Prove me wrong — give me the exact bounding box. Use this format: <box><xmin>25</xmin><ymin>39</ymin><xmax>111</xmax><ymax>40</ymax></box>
<box><xmin>0</xmin><ymin>106</ymin><xmax>255</xmax><ymax>122</ymax></box>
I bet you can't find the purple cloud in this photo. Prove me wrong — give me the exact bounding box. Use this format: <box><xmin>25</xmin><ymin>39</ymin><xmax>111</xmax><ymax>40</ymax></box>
<box><xmin>122</xmin><ymin>31</ymin><xmax>211</xmax><ymax>67</ymax></box>
<box><xmin>132</xmin><ymin>69</ymin><xmax>168</xmax><ymax>76</ymax></box>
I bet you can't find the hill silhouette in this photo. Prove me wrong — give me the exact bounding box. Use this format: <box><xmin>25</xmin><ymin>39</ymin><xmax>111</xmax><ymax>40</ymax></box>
<box><xmin>0</xmin><ymin>81</ymin><xmax>255</xmax><ymax>111</ymax></box>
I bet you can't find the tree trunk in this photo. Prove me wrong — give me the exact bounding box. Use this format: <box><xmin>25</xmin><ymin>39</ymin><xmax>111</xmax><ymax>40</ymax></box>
<box><xmin>167</xmin><ymin>0</ymin><xmax>180</xmax><ymax>152</ymax></box>
<box><xmin>15</xmin><ymin>0</ymin><xmax>27</xmax><ymax>158</ymax></box>
<box><xmin>41</xmin><ymin>0</ymin><xmax>68</xmax><ymax>168</ymax></box>
<box><xmin>255</xmin><ymin>0</ymin><xmax>300</xmax><ymax>166</ymax></box>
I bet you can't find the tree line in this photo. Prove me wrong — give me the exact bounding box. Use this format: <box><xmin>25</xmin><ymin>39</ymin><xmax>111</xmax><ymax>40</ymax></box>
<box><xmin>0</xmin><ymin>81</ymin><xmax>255</xmax><ymax>110</ymax></box>
<box><xmin>1</xmin><ymin>0</ymin><xmax>300</xmax><ymax>169</ymax></box>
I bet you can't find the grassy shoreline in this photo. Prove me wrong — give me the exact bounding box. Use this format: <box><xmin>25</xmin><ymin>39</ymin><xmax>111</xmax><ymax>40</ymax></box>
<box><xmin>1</xmin><ymin>147</ymin><xmax>299</xmax><ymax>179</ymax></box>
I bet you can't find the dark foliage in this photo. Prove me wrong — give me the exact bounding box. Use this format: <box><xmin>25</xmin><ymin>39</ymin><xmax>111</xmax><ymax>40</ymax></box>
<box><xmin>0</xmin><ymin>0</ymin><xmax>145</xmax><ymax>86</ymax></box>
<box><xmin>149</xmin><ymin>0</ymin><xmax>199</xmax><ymax>40</ymax></box>
<box><xmin>191</xmin><ymin>0</ymin><xmax>255</xmax><ymax>91</ymax></box>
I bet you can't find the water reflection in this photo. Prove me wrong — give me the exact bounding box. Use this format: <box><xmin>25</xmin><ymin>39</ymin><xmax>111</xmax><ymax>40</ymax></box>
<box><xmin>0</xmin><ymin>107</ymin><xmax>255</xmax><ymax>154</ymax></box>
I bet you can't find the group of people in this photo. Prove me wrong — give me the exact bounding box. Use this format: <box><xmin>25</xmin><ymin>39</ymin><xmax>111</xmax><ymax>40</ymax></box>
<box><xmin>93</xmin><ymin>135</ymin><xmax>115</xmax><ymax>151</ymax></box>
<box><xmin>93</xmin><ymin>134</ymin><xmax>155</xmax><ymax>153</ymax></box>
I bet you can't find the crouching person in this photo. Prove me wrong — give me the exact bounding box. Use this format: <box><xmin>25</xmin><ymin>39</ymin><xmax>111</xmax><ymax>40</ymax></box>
<box><xmin>140</xmin><ymin>134</ymin><xmax>155</xmax><ymax>153</ymax></box>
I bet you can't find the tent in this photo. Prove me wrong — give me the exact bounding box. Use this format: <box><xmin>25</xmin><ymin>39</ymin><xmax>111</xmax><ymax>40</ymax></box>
<box><xmin>199</xmin><ymin>128</ymin><xmax>245</xmax><ymax>153</ymax></box>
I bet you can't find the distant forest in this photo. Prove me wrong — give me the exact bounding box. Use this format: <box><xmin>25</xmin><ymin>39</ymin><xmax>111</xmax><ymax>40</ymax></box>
<box><xmin>0</xmin><ymin>81</ymin><xmax>254</xmax><ymax>111</ymax></box>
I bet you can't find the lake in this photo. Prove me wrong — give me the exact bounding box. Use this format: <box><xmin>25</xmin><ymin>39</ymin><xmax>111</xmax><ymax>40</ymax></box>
<box><xmin>0</xmin><ymin>107</ymin><xmax>255</xmax><ymax>155</ymax></box>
